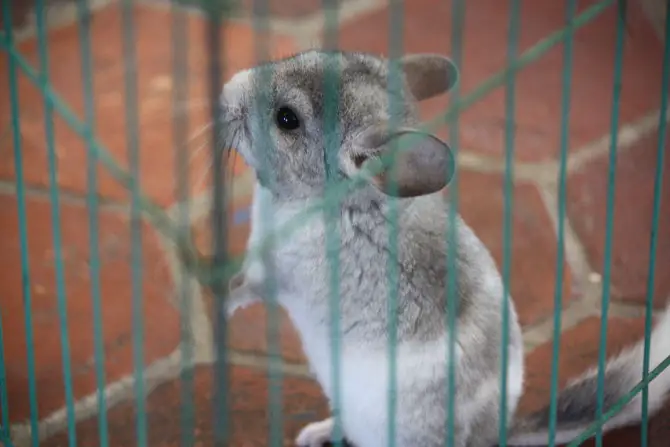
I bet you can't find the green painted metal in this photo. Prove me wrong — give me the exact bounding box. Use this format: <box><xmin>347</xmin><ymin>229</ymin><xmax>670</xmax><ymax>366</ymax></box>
<box><xmin>246</xmin><ymin>3</ymin><xmax>284</xmax><ymax>447</ymax></box>
<box><xmin>594</xmin><ymin>2</ymin><xmax>626</xmax><ymax>446</ymax></box>
<box><xmin>547</xmin><ymin>1</ymin><xmax>577</xmax><ymax>446</ymax></box>
<box><xmin>386</xmin><ymin>2</ymin><xmax>404</xmax><ymax>447</ymax></box>
<box><xmin>0</xmin><ymin>310</ymin><xmax>12</xmax><ymax>446</ymax></box>
<box><xmin>446</xmin><ymin>2</ymin><xmax>464</xmax><ymax>446</ymax></box>
<box><xmin>76</xmin><ymin>0</ymin><xmax>110</xmax><ymax>444</ymax></box>
<box><xmin>1</xmin><ymin>1</ymin><xmax>40</xmax><ymax>445</ymax></box>
<box><xmin>498</xmin><ymin>2</ymin><xmax>520</xmax><ymax>446</ymax></box>
<box><xmin>198</xmin><ymin>2</ymin><xmax>232</xmax><ymax>446</ymax></box>
<box><xmin>170</xmin><ymin>2</ymin><xmax>196</xmax><ymax>447</ymax></box>
<box><xmin>119</xmin><ymin>0</ymin><xmax>149</xmax><ymax>445</ymax></box>
<box><xmin>640</xmin><ymin>2</ymin><xmax>670</xmax><ymax>447</ymax></box>
<box><xmin>1</xmin><ymin>0</ymin><xmax>669</xmax><ymax>446</ymax></box>
<box><xmin>34</xmin><ymin>0</ymin><xmax>78</xmax><ymax>444</ymax></box>
<box><xmin>322</xmin><ymin>2</ymin><xmax>344</xmax><ymax>447</ymax></box>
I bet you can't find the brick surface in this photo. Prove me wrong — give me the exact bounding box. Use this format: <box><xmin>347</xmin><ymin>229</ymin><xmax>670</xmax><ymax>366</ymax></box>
<box><xmin>567</xmin><ymin>130</ymin><xmax>670</xmax><ymax>307</ymax></box>
<box><xmin>335</xmin><ymin>0</ymin><xmax>664</xmax><ymax>162</ymax></box>
<box><xmin>521</xmin><ymin>315</ymin><xmax>669</xmax><ymax>446</ymax></box>
<box><xmin>0</xmin><ymin>193</ymin><xmax>180</xmax><ymax>423</ymax></box>
<box><xmin>42</xmin><ymin>365</ymin><xmax>330</xmax><ymax>447</ymax></box>
<box><xmin>457</xmin><ymin>170</ymin><xmax>575</xmax><ymax>326</ymax></box>
<box><xmin>0</xmin><ymin>3</ymin><xmax>296</xmax><ymax>206</ymax></box>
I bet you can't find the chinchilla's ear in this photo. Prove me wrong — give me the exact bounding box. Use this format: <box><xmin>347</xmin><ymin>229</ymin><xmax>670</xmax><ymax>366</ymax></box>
<box><xmin>342</xmin><ymin>123</ymin><xmax>455</xmax><ymax>198</ymax></box>
<box><xmin>399</xmin><ymin>53</ymin><xmax>459</xmax><ymax>101</ymax></box>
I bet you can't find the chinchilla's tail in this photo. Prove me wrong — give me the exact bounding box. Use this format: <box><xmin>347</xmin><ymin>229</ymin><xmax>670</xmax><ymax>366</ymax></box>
<box><xmin>507</xmin><ymin>305</ymin><xmax>670</xmax><ymax>446</ymax></box>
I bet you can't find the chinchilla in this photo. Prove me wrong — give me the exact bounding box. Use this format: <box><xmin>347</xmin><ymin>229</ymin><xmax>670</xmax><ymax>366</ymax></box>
<box><xmin>216</xmin><ymin>50</ymin><xmax>670</xmax><ymax>447</ymax></box>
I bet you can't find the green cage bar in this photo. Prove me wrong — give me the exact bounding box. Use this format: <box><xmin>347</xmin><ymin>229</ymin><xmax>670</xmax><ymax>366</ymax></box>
<box><xmin>1</xmin><ymin>1</ymin><xmax>41</xmax><ymax>445</ymax></box>
<box><xmin>386</xmin><ymin>1</ymin><xmax>404</xmax><ymax>447</ymax></box>
<box><xmin>76</xmin><ymin>0</ymin><xmax>110</xmax><ymax>444</ymax></box>
<box><xmin>170</xmin><ymin>1</ymin><xmax>196</xmax><ymax>446</ymax></box>
<box><xmin>446</xmin><ymin>1</ymin><xmax>464</xmax><ymax>446</ymax></box>
<box><xmin>34</xmin><ymin>0</ymin><xmax>78</xmax><ymax>445</ymax></box>
<box><xmin>120</xmin><ymin>0</ymin><xmax>149</xmax><ymax>444</ymax></box>
<box><xmin>594</xmin><ymin>2</ymin><xmax>626</xmax><ymax>446</ymax></box>
<box><xmin>203</xmin><ymin>0</ymin><xmax>231</xmax><ymax>444</ymax></box>
<box><xmin>322</xmin><ymin>1</ymin><xmax>344</xmax><ymax>446</ymax></box>
<box><xmin>497</xmin><ymin>1</ymin><xmax>520</xmax><ymax>445</ymax></box>
<box><xmin>0</xmin><ymin>310</ymin><xmax>12</xmax><ymax>446</ymax></box>
<box><xmin>640</xmin><ymin>1</ymin><xmax>670</xmax><ymax>446</ymax></box>
<box><xmin>249</xmin><ymin>3</ymin><xmax>284</xmax><ymax>446</ymax></box>
<box><xmin>547</xmin><ymin>1</ymin><xmax>577</xmax><ymax>446</ymax></box>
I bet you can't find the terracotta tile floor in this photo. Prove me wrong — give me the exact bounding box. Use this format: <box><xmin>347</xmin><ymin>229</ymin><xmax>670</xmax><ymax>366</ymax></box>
<box><xmin>1</xmin><ymin>0</ymin><xmax>669</xmax><ymax>446</ymax></box>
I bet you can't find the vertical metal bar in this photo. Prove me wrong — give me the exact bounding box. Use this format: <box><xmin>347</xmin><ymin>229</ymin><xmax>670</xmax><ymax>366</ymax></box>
<box><xmin>247</xmin><ymin>1</ymin><xmax>282</xmax><ymax>445</ymax></box>
<box><xmin>204</xmin><ymin>1</ymin><xmax>230</xmax><ymax>445</ymax></box>
<box><xmin>386</xmin><ymin>2</ymin><xmax>404</xmax><ymax>447</ymax></box>
<box><xmin>594</xmin><ymin>1</ymin><xmax>627</xmax><ymax>445</ymax></box>
<box><xmin>498</xmin><ymin>1</ymin><xmax>519</xmax><ymax>445</ymax></box>
<box><xmin>547</xmin><ymin>1</ymin><xmax>576</xmax><ymax>446</ymax></box>
<box><xmin>322</xmin><ymin>1</ymin><xmax>343</xmax><ymax>446</ymax></box>
<box><xmin>34</xmin><ymin>1</ymin><xmax>77</xmax><ymax>445</ymax></box>
<box><xmin>0</xmin><ymin>310</ymin><xmax>11</xmax><ymax>445</ymax></box>
<box><xmin>119</xmin><ymin>1</ymin><xmax>148</xmax><ymax>445</ymax></box>
<box><xmin>0</xmin><ymin>2</ymin><xmax>40</xmax><ymax>445</ymax></box>
<box><xmin>75</xmin><ymin>0</ymin><xmax>109</xmax><ymax>444</ymax></box>
<box><xmin>446</xmin><ymin>1</ymin><xmax>464</xmax><ymax>445</ymax></box>
<box><xmin>640</xmin><ymin>3</ymin><xmax>670</xmax><ymax>446</ymax></box>
<box><xmin>171</xmin><ymin>1</ymin><xmax>195</xmax><ymax>446</ymax></box>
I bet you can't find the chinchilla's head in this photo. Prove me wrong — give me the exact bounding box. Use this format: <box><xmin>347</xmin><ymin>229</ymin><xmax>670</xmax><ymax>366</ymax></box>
<box><xmin>220</xmin><ymin>50</ymin><xmax>459</xmax><ymax>201</ymax></box>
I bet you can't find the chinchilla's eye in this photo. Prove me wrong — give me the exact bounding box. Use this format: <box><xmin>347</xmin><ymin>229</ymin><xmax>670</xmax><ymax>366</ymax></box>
<box><xmin>275</xmin><ymin>106</ymin><xmax>300</xmax><ymax>131</ymax></box>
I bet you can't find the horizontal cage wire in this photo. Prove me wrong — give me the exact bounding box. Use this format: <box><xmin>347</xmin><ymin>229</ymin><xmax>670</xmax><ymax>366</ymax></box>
<box><xmin>0</xmin><ymin>0</ymin><xmax>669</xmax><ymax>446</ymax></box>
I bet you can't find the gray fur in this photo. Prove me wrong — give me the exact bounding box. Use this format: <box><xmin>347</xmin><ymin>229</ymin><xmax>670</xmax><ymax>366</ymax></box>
<box><xmin>218</xmin><ymin>50</ymin><xmax>670</xmax><ymax>447</ymax></box>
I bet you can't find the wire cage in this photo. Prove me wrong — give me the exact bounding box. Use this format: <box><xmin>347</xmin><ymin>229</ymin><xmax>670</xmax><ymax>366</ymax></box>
<box><xmin>0</xmin><ymin>0</ymin><xmax>669</xmax><ymax>446</ymax></box>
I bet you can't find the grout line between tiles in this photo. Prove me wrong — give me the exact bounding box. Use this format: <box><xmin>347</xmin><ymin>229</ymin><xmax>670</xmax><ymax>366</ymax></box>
<box><xmin>521</xmin><ymin>299</ymin><xmax>600</xmax><ymax>351</ymax></box>
<box><xmin>9</xmin><ymin>350</ymin><xmax>185</xmax><ymax>447</ymax></box>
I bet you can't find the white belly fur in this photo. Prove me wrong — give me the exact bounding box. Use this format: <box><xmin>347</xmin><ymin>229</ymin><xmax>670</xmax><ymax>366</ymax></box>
<box><xmin>285</xmin><ymin>296</ymin><xmax>524</xmax><ymax>447</ymax></box>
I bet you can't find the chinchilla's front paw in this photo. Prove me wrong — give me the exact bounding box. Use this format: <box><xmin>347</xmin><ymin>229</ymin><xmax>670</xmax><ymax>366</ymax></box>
<box><xmin>229</xmin><ymin>271</ymin><xmax>245</xmax><ymax>292</ymax></box>
<box><xmin>295</xmin><ymin>418</ymin><xmax>334</xmax><ymax>447</ymax></box>
<box><xmin>223</xmin><ymin>272</ymin><xmax>260</xmax><ymax>317</ymax></box>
